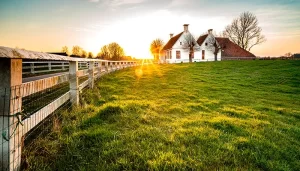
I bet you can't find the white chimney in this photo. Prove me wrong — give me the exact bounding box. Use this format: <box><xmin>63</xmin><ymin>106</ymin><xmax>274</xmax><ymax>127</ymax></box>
<box><xmin>183</xmin><ymin>24</ymin><xmax>189</xmax><ymax>32</ymax></box>
<box><xmin>208</xmin><ymin>29</ymin><xmax>213</xmax><ymax>34</ymax></box>
<box><xmin>170</xmin><ymin>33</ymin><xmax>174</xmax><ymax>39</ymax></box>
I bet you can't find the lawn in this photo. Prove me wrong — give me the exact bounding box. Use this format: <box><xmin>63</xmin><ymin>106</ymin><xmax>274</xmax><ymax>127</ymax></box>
<box><xmin>24</xmin><ymin>60</ymin><xmax>300</xmax><ymax>170</ymax></box>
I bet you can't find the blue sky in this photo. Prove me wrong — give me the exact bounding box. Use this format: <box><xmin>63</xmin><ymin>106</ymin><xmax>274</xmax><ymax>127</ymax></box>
<box><xmin>0</xmin><ymin>0</ymin><xmax>299</xmax><ymax>57</ymax></box>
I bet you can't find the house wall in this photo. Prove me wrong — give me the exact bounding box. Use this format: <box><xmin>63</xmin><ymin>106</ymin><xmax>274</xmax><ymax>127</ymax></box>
<box><xmin>198</xmin><ymin>34</ymin><xmax>221</xmax><ymax>62</ymax></box>
<box><xmin>162</xmin><ymin>32</ymin><xmax>222</xmax><ymax>63</ymax></box>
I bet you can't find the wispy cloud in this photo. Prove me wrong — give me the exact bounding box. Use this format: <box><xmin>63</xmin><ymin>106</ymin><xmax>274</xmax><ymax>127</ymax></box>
<box><xmin>86</xmin><ymin>0</ymin><xmax>99</xmax><ymax>2</ymax></box>
<box><xmin>84</xmin><ymin>0</ymin><xmax>146</xmax><ymax>6</ymax></box>
<box><xmin>111</xmin><ymin>0</ymin><xmax>145</xmax><ymax>6</ymax></box>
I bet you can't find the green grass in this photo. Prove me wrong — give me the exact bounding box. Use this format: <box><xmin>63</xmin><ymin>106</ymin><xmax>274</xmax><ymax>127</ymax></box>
<box><xmin>24</xmin><ymin>60</ymin><xmax>300</xmax><ymax>170</ymax></box>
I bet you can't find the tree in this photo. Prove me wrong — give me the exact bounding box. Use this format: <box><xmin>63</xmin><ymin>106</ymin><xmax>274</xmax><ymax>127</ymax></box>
<box><xmin>61</xmin><ymin>46</ymin><xmax>69</xmax><ymax>55</ymax></box>
<box><xmin>121</xmin><ymin>56</ymin><xmax>133</xmax><ymax>60</ymax></box>
<box><xmin>223</xmin><ymin>11</ymin><xmax>266</xmax><ymax>51</ymax></box>
<box><xmin>205</xmin><ymin>32</ymin><xmax>221</xmax><ymax>61</ymax></box>
<box><xmin>97</xmin><ymin>43</ymin><xmax>125</xmax><ymax>60</ymax></box>
<box><xmin>150</xmin><ymin>39</ymin><xmax>164</xmax><ymax>61</ymax></box>
<box><xmin>88</xmin><ymin>52</ymin><xmax>94</xmax><ymax>58</ymax></box>
<box><xmin>97</xmin><ymin>45</ymin><xmax>110</xmax><ymax>59</ymax></box>
<box><xmin>181</xmin><ymin>32</ymin><xmax>200</xmax><ymax>63</ymax></box>
<box><xmin>81</xmin><ymin>50</ymin><xmax>87</xmax><ymax>58</ymax></box>
<box><xmin>71</xmin><ymin>46</ymin><xmax>82</xmax><ymax>57</ymax></box>
<box><xmin>108</xmin><ymin>42</ymin><xmax>125</xmax><ymax>60</ymax></box>
<box><xmin>285</xmin><ymin>52</ymin><xmax>292</xmax><ymax>57</ymax></box>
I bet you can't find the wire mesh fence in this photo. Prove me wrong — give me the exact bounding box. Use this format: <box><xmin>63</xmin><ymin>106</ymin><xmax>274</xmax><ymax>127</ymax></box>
<box><xmin>0</xmin><ymin>59</ymin><xmax>138</xmax><ymax>170</ymax></box>
<box><xmin>0</xmin><ymin>76</ymin><xmax>85</xmax><ymax>170</ymax></box>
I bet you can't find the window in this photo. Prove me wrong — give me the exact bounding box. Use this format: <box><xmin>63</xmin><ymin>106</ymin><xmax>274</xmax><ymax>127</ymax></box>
<box><xmin>176</xmin><ymin>51</ymin><xmax>181</xmax><ymax>59</ymax></box>
<box><xmin>169</xmin><ymin>51</ymin><xmax>172</xmax><ymax>59</ymax></box>
<box><xmin>205</xmin><ymin>43</ymin><xmax>208</xmax><ymax>46</ymax></box>
<box><xmin>180</xmin><ymin>42</ymin><xmax>182</xmax><ymax>45</ymax></box>
<box><xmin>202</xmin><ymin>50</ymin><xmax>205</xmax><ymax>60</ymax></box>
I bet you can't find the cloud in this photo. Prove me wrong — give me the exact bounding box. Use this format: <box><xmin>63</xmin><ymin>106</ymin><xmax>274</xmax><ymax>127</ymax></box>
<box><xmin>84</xmin><ymin>0</ymin><xmax>146</xmax><ymax>6</ymax></box>
<box><xmin>87</xmin><ymin>0</ymin><xmax>99</xmax><ymax>2</ymax></box>
<box><xmin>111</xmin><ymin>0</ymin><xmax>146</xmax><ymax>6</ymax></box>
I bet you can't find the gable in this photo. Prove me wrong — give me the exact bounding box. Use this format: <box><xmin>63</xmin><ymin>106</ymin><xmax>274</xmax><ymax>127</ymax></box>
<box><xmin>196</xmin><ymin>34</ymin><xmax>208</xmax><ymax>46</ymax></box>
<box><xmin>162</xmin><ymin>32</ymin><xmax>183</xmax><ymax>51</ymax></box>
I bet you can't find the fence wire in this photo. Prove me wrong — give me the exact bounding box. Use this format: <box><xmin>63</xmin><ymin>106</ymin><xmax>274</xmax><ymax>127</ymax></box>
<box><xmin>0</xmin><ymin>61</ymin><xmax>136</xmax><ymax>170</ymax></box>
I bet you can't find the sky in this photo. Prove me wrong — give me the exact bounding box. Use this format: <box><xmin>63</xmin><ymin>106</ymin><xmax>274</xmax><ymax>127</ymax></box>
<box><xmin>0</xmin><ymin>0</ymin><xmax>299</xmax><ymax>58</ymax></box>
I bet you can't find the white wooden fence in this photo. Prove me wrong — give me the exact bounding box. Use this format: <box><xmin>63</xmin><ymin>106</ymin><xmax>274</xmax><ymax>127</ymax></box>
<box><xmin>0</xmin><ymin>46</ymin><xmax>140</xmax><ymax>171</ymax></box>
<box><xmin>22</xmin><ymin>61</ymin><xmax>100</xmax><ymax>75</ymax></box>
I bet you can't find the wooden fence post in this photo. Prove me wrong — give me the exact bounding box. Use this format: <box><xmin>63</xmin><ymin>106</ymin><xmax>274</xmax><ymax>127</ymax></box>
<box><xmin>97</xmin><ymin>62</ymin><xmax>101</xmax><ymax>78</ymax></box>
<box><xmin>30</xmin><ymin>63</ymin><xmax>34</xmax><ymax>74</ymax></box>
<box><xmin>0</xmin><ymin>59</ymin><xmax>23</xmax><ymax>171</ymax></box>
<box><xmin>62</xmin><ymin>62</ymin><xmax>65</xmax><ymax>70</ymax></box>
<box><xmin>69</xmin><ymin>61</ymin><xmax>79</xmax><ymax>105</ymax></box>
<box><xmin>105</xmin><ymin>62</ymin><xmax>108</xmax><ymax>73</ymax></box>
<box><xmin>48</xmin><ymin>62</ymin><xmax>51</xmax><ymax>72</ymax></box>
<box><xmin>89</xmin><ymin>61</ymin><xmax>95</xmax><ymax>89</ymax></box>
<box><xmin>110</xmin><ymin>62</ymin><xmax>113</xmax><ymax>72</ymax></box>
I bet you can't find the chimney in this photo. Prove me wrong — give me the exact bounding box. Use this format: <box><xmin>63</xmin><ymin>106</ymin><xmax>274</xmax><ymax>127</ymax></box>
<box><xmin>183</xmin><ymin>24</ymin><xmax>189</xmax><ymax>32</ymax></box>
<box><xmin>208</xmin><ymin>29</ymin><xmax>213</xmax><ymax>34</ymax></box>
<box><xmin>170</xmin><ymin>33</ymin><xmax>174</xmax><ymax>39</ymax></box>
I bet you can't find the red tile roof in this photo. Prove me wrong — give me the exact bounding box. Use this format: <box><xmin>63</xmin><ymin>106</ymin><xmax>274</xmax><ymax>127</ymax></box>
<box><xmin>216</xmin><ymin>37</ymin><xmax>256</xmax><ymax>57</ymax></box>
<box><xmin>196</xmin><ymin>34</ymin><xmax>208</xmax><ymax>46</ymax></box>
<box><xmin>162</xmin><ymin>32</ymin><xmax>183</xmax><ymax>51</ymax></box>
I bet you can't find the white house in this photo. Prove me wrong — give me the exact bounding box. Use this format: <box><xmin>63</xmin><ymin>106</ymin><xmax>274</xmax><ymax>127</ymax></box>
<box><xmin>160</xmin><ymin>24</ymin><xmax>255</xmax><ymax>63</ymax></box>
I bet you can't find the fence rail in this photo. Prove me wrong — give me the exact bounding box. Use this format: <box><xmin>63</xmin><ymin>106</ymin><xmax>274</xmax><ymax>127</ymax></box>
<box><xmin>0</xmin><ymin>46</ymin><xmax>140</xmax><ymax>171</ymax></box>
<box><xmin>22</xmin><ymin>61</ymin><xmax>125</xmax><ymax>75</ymax></box>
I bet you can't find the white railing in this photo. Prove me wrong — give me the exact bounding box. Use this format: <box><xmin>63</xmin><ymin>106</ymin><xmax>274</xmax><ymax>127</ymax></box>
<box><xmin>22</xmin><ymin>61</ymin><xmax>120</xmax><ymax>75</ymax></box>
<box><xmin>0</xmin><ymin>46</ymin><xmax>140</xmax><ymax>171</ymax></box>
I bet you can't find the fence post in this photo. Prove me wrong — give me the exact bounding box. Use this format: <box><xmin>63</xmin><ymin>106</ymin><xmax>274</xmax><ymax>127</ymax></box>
<box><xmin>62</xmin><ymin>62</ymin><xmax>65</xmax><ymax>70</ymax></box>
<box><xmin>105</xmin><ymin>62</ymin><xmax>108</xmax><ymax>73</ymax></box>
<box><xmin>69</xmin><ymin>61</ymin><xmax>79</xmax><ymax>105</ymax></box>
<box><xmin>0</xmin><ymin>59</ymin><xmax>23</xmax><ymax>171</ymax></box>
<box><xmin>110</xmin><ymin>62</ymin><xmax>113</xmax><ymax>72</ymax></box>
<box><xmin>48</xmin><ymin>62</ymin><xmax>51</xmax><ymax>72</ymax></box>
<box><xmin>89</xmin><ymin>61</ymin><xmax>95</xmax><ymax>89</ymax></box>
<box><xmin>30</xmin><ymin>63</ymin><xmax>34</xmax><ymax>74</ymax></box>
<box><xmin>97</xmin><ymin>62</ymin><xmax>102</xmax><ymax>78</ymax></box>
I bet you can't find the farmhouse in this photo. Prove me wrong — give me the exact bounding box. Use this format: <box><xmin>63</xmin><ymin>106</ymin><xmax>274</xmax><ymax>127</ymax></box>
<box><xmin>160</xmin><ymin>24</ymin><xmax>256</xmax><ymax>63</ymax></box>
<box><xmin>293</xmin><ymin>53</ymin><xmax>300</xmax><ymax>59</ymax></box>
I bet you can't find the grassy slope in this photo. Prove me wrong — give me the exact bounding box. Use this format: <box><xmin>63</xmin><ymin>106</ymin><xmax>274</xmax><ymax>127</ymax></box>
<box><xmin>26</xmin><ymin>60</ymin><xmax>300</xmax><ymax>170</ymax></box>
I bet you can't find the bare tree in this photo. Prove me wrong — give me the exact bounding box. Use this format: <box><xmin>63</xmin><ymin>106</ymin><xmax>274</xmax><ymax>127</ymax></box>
<box><xmin>150</xmin><ymin>39</ymin><xmax>164</xmax><ymax>61</ymax></box>
<box><xmin>61</xmin><ymin>46</ymin><xmax>69</xmax><ymax>55</ymax></box>
<box><xmin>205</xmin><ymin>33</ymin><xmax>221</xmax><ymax>61</ymax></box>
<box><xmin>223</xmin><ymin>11</ymin><xmax>266</xmax><ymax>51</ymax></box>
<box><xmin>181</xmin><ymin>33</ymin><xmax>200</xmax><ymax>63</ymax></box>
<box><xmin>285</xmin><ymin>52</ymin><xmax>292</xmax><ymax>57</ymax></box>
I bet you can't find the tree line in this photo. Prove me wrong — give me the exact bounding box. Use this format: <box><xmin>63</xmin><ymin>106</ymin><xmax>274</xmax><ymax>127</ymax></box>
<box><xmin>150</xmin><ymin>11</ymin><xmax>266</xmax><ymax>61</ymax></box>
<box><xmin>62</xmin><ymin>42</ymin><xmax>133</xmax><ymax>60</ymax></box>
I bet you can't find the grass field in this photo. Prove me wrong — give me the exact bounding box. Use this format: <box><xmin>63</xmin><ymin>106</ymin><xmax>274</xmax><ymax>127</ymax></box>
<box><xmin>24</xmin><ymin>60</ymin><xmax>300</xmax><ymax>170</ymax></box>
